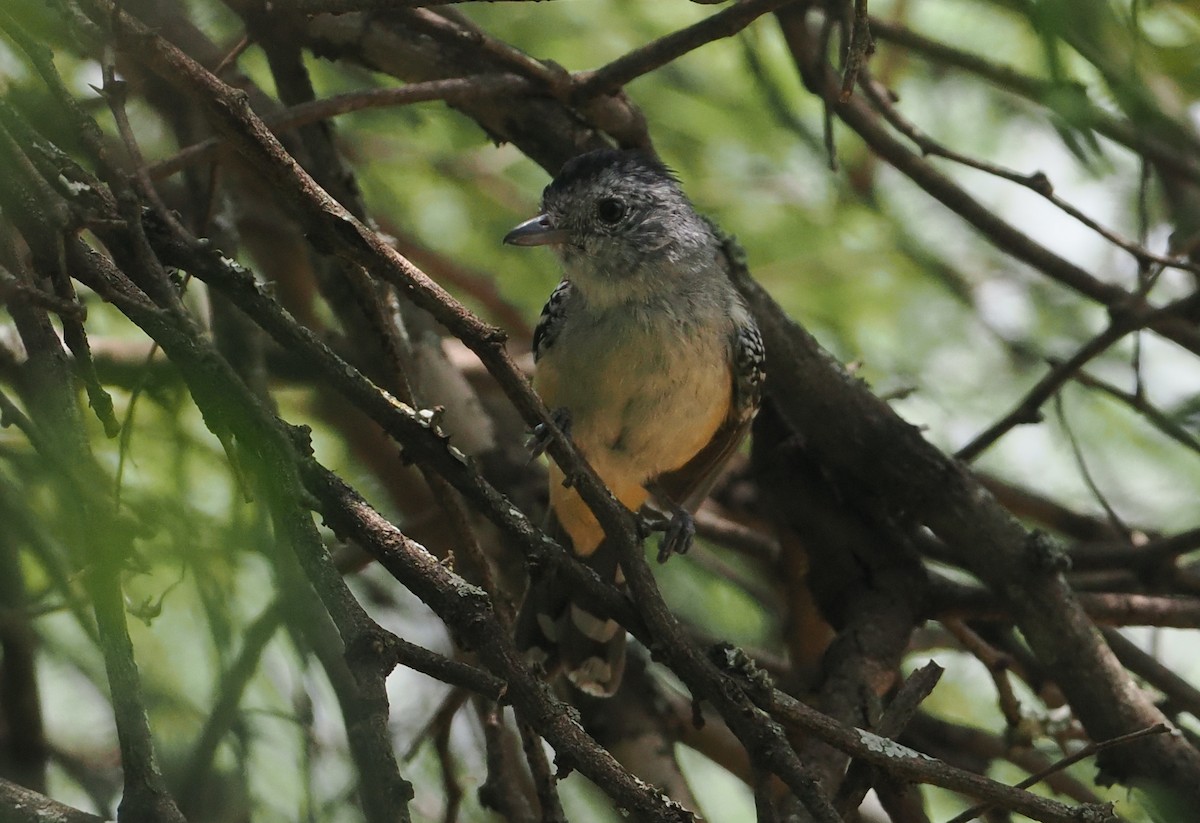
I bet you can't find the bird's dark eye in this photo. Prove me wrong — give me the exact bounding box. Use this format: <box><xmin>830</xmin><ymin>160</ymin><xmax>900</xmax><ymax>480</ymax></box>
<box><xmin>595</xmin><ymin>197</ymin><xmax>626</xmax><ymax>224</ymax></box>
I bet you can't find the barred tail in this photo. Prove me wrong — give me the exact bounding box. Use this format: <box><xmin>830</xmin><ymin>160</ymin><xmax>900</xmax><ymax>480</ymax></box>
<box><xmin>514</xmin><ymin>514</ymin><xmax>627</xmax><ymax>697</ymax></box>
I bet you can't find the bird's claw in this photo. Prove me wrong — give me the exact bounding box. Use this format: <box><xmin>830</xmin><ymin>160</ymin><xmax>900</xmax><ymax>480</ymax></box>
<box><xmin>656</xmin><ymin>508</ymin><xmax>695</xmax><ymax>564</ymax></box>
<box><xmin>526</xmin><ymin>407</ymin><xmax>572</xmax><ymax>461</ymax></box>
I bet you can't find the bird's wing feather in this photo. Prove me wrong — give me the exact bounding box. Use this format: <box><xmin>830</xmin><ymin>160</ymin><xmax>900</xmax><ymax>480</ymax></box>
<box><xmin>532</xmin><ymin>279</ymin><xmax>572</xmax><ymax>361</ymax></box>
<box><xmin>731</xmin><ymin>319</ymin><xmax>766</xmax><ymax>424</ymax></box>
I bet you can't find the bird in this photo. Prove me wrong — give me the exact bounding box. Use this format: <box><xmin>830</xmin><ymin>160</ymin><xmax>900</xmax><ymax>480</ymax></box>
<box><xmin>503</xmin><ymin>148</ymin><xmax>764</xmax><ymax>697</ymax></box>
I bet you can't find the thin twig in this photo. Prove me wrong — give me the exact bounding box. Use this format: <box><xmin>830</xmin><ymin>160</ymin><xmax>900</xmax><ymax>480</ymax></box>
<box><xmin>1054</xmin><ymin>392</ymin><xmax>1130</xmax><ymax>538</ymax></box>
<box><xmin>572</xmin><ymin>0</ymin><xmax>797</xmax><ymax>97</ymax></box>
<box><xmin>819</xmin><ymin>10</ymin><xmax>839</xmax><ymax>171</ymax></box>
<box><xmin>942</xmin><ymin>618</ymin><xmax>1024</xmax><ymax>734</ymax></box>
<box><xmin>839</xmin><ymin>0</ymin><xmax>872</xmax><ymax>101</ymax></box>
<box><xmin>292</xmin><ymin>0</ymin><xmax>559</xmax><ymax>15</ymax></box>
<box><xmin>45</xmin><ymin>264</ymin><xmax>120</xmax><ymax>438</ymax></box>
<box><xmin>1102</xmin><ymin>628</ymin><xmax>1200</xmax><ymax>718</ymax></box>
<box><xmin>519</xmin><ymin>721</ymin><xmax>566</xmax><ymax>823</ymax></box>
<box><xmin>149</xmin><ymin>74</ymin><xmax>536</xmax><ymax>180</ymax></box>
<box><xmin>943</xmin><ymin>724</ymin><xmax>1170</xmax><ymax>823</ymax></box>
<box><xmin>1069</xmin><ymin>526</ymin><xmax>1200</xmax><ymax>572</ymax></box>
<box><xmin>907</xmin><ymin>712</ymin><xmax>1105</xmax><ymax>808</ymax></box>
<box><xmin>929</xmin><ymin>581</ymin><xmax>1200</xmax><ymax>629</ymax></box>
<box><xmin>113</xmin><ymin>340</ymin><xmax>161</xmax><ymax>508</ymax></box>
<box><xmin>956</xmin><ymin>331</ymin><xmax>1126</xmax><ymax>463</ymax></box>
<box><xmin>434</xmin><ymin>705</ymin><xmax>465</xmax><ymax>823</ymax></box>
<box><xmin>99</xmin><ymin>49</ymin><xmax>191</xmax><ymax>242</ymax></box>
<box><xmin>858</xmin><ymin>72</ymin><xmax>1200</xmax><ymax>277</ymax></box>
<box><xmin>1070</xmin><ymin>367</ymin><xmax>1200</xmax><ymax>459</ymax></box>
<box><xmin>0</xmin><ymin>269</ymin><xmax>86</xmax><ymax>319</ymax></box>
<box><xmin>0</xmin><ymin>388</ymin><xmax>44</xmax><ymax>452</ymax></box>
<box><xmin>1098</xmin><ymin>590</ymin><xmax>1197</xmax><ymax>632</ymax></box>
<box><xmin>868</xmin><ymin>17</ymin><xmax>1200</xmax><ymax>186</ymax></box>
<box><xmin>407</xmin><ymin>9</ymin><xmax>562</xmax><ymax>87</ymax></box>
<box><xmin>211</xmin><ymin>33</ymin><xmax>251</xmax><ymax>76</ymax></box>
<box><xmin>403</xmin><ymin>689</ymin><xmax>470</xmax><ymax>762</ymax></box>
<box><xmin>476</xmin><ymin>702</ymin><xmax>537</xmax><ymax>823</ymax></box>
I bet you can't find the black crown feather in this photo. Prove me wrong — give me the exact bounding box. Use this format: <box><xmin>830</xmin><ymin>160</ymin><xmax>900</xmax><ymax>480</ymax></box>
<box><xmin>547</xmin><ymin>149</ymin><xmax>679</xmax><ymax>195</ymax></box>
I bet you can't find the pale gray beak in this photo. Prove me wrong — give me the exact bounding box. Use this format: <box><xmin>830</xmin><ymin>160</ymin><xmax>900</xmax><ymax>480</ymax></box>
<box><xmin>504</xmin><ymin>213</ymin><xmax>568</xmax><ymax>246</ymax></box>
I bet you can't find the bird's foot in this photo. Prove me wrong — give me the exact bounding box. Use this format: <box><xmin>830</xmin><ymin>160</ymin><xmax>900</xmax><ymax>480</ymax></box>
<box><xmin>526</xmin><ymin>406</ymin><xmax>572</xmax><ymax>462</ymax></box>
<box><xmin>656</xmin><ymin>508</ymin><xmax>695</xmax><ymax>564</ymax></box>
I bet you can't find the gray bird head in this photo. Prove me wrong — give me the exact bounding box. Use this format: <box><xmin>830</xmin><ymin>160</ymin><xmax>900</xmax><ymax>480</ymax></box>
<box><xmin>504</xmin><ymin>150</ymin><xmax>716</xmax><ymax>301</ymax></box>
